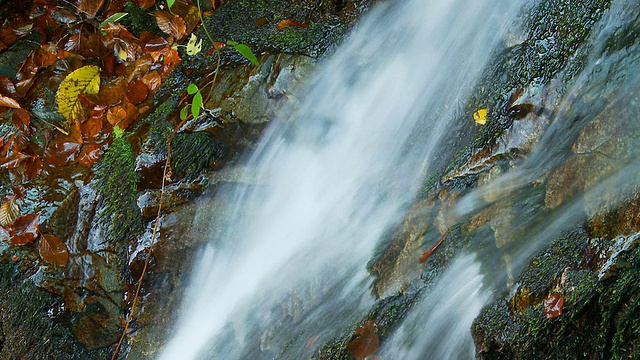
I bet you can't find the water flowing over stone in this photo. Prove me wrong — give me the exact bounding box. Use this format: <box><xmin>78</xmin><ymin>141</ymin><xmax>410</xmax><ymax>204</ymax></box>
<box><xmin>159</xmin><ymin>0</ymin><xmax>526</xmax><ymax>358</ymax></box>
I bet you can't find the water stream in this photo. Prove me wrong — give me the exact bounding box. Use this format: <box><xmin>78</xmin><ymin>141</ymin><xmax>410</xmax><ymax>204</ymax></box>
<box><xmin>159</xmin><ymin>0</ymin><xmax>640</xmax><ymax>358</ymax></box>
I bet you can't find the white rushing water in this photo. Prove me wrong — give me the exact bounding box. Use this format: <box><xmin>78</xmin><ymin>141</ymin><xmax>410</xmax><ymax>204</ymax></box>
<box><xmin>159</xmin><ymin>0</ymin><xmax>526</xmax><ymax>359</ymax></box>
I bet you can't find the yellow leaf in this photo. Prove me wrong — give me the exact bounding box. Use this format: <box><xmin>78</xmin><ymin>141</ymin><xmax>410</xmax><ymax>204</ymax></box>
<box><xmin>118</xmin><ymin>47</ymin><xmax>128</xmax><ymax>60</ymax></box>
<box><xmin>186</xmin><ymin>34</ymin><xmax>202</xmax><ymax>56</ymax></box>
<box><xmin>0</xmin><ymin>198</ymin><xmax>20</xmax><ymax>226</ymax></box>
<box><xmin>56</xmin><ymin>65</ymin><xmax>101</xmax><ymax>122</ymax></box>
<box><xmin>473</xmin><ymin>108</ymin><xmax>488</xmax><ymax>125</ymax></box>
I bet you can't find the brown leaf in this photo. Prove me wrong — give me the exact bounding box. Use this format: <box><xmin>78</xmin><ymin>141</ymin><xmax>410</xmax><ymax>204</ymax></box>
<box><xmin>39</xmin><ymin>234</ymin><xmax>69</xmax><ymax>267</ymax></box>
<box><xmin>277</xmin><ymin>19</ymin><xmax>308</xmax><ymax>30</ymax></box>
<box><xmin>0</xmin><ymin>198</ymin><xmax>20</xmax><ymax>226</ymax></box>
<box><xmin>142</xmin><ymin>71</ymin><xmax>162</xmax><ymax>92</ymax></box>
<box><xmin>12</xmin><ymin>108</ymin><xmax>31</xmax><ymax>134</ymax></box>
<box><xmin>155</xmin><ymin>12</ymin><xmax>187</xmax><ymax>40</ymax></box>
<box><xmin>0</xmin><ymin>94</ymin><xmax>21</xmax><ymax>109</ymax></box>
<box><xmin>254</xmin><ymin>17</ymin><xmax>269</xmax><ymax>26</ymax></box>
<box><xmin>78</xmin><ymin>143</ymin><xmax>103</xmax><ymax>168</ymax></box>
<box><xmin>140</xmin><ymin>32</ymin><xmax>169</xmax><ymax>52</ymax></box>
<box><xmin>23</xmin><ymin>155</ymin><xmax>43</xmax><ymax>180</ymax></box>
<box><xmin>544</xmin><ymin>293</ymin><xmax>564</xmax><ymax>319</ymax></box>
<box><xmin>346</xmin><ymin>320</ymin><xmax>379</xmax><ymax>360</ymax></box>
<box><xmin>9</xmin><ymin>213</ymin><xmax>40</xmax><ymax>245</ymax></box>
<box><xmin>127</xmin><ymin>79</ymin><xmax>149</xmax><ymax>105</ymax></box>
<box><xmin>44</xmin><ymin>121</ymin><xmax>83</xmax><ymax>166</ymax></box>
<box><xmin>420</xmin><ymin>229</ymin><xmax>449</xmax><ymax>263</ymax></box>
<box><xmin>78</xmin><ymin>0</ymin><xmax>106</xmax><ymax>18</ymax></box>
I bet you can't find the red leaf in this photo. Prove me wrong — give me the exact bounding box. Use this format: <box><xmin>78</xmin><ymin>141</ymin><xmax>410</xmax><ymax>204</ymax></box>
<box><xmin>9</xmin><ymin>213</ymin><xmax>40</xmax><ymax>245</ymax></box>
<box><xmin>0</xmin><ymin>94</ymin><xmax>21</xmax><ymax>109</ymax></box>
<box><xmin>346</xmin><ymin>320</ymin><xmax>379</xmax><ymax>360</ymax></box>
<box><xmin>127</xmin><ymin>79</ymin><xmax>149</xmax><ymax>105</ymax></box>
<box><xmin>277</xmin><ymin>19</ymin><xmax>308</xmax><ymax>30</ymax></box>
<box><xmin>78</xmin><ymin>143</ymin><xmax>103</xmax><ymax>168</ymax></box>
<box><xmin>44</xmin><ymin>121</ymin><xmax>83</xmax><ymax>166</ymax></box>
<box><xmin>155</xmin><ymin>12</ymin><xmax>187</xmax><ymax>40</ymax></box>
<box><xmin>23</xmin><ymin>155</ymin><xmax>43</xmax><ymax>180</ymax></box>
<box><xmin>78</xmin><ymin>0</ymin><xmax>106</xmax><ymax>18</ymax></box>
<box><xmin>12</xmin><ymin>108</ymin><xmax>31</xmax><ymax>134</ymax></box>
<box><xmin>544</xmin><ymin>293</ymin><xmax>564</xmax><ymax>319</ymax></box>
<box><xmin>420</xmin><ymin>229</ymin><xmax>449</xmax><ymax>263</ymax></box>
<box><xmin>39</xmin><ymin>234</ymin><xmax>69</xmax><ymax>267</ymax></box>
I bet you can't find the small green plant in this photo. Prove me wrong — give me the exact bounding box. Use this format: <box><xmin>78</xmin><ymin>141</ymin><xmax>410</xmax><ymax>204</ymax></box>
<box><xmin>180</xmin><ymin>84</ymin><xmax>204</xmax><ymax>121</ymax></box>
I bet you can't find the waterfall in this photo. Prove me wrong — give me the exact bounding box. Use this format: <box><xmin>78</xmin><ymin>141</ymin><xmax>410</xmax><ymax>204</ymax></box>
<box><xmin>158</xmin><ymin>0</ymin><xmax>534</xmax><ymax>359</ymax></box>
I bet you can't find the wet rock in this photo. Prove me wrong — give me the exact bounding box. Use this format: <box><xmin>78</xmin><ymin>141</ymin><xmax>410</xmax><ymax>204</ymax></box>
<box><xmin>371</xmin><ymin>195</ymin><xmax>437</xmax><ymax>299</ymax></box>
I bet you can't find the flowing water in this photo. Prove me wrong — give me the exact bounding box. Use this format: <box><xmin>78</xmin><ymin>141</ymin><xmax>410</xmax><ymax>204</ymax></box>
<box><xmin>159</xmin><ymin>0</ymin><xmax>640</xmax><ymax>358</ymax></box>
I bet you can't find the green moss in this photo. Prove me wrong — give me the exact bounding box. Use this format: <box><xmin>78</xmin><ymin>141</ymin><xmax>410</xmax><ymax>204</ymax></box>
<box><xmin>94</xmin><ymin>137</ymin><xmax>143</xmax><ymax>246</ymax></box>
<box><xmin>171</xmin><ymin>132</ymin><xmax>228</xmax><ymax>180</ymax></box>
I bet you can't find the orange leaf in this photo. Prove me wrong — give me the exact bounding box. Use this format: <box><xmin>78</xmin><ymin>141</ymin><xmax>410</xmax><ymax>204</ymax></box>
<box><xmin>107</xmin><ymin>105</ymin><xmax>127</xmax><ymax>126</ymax></box>
<box><xmin>12</xmin><ymin>108</ymin><xmax>31</xmax><ymax>134</ymax></box>
<box><xmin>78</xmin><ymin>143</ymin><xmax>103</xmax><ymax>168</ymax></box>
<box><xmin>44</xmin><ymin>121</ymin><xmax>83</xmax><ymax>166</ymax></box>
<box><xmin>155</xmin><ymin>11</ymin><xmax>187</xmax><ymax>40</ymax></box>
<box><xmin>142</xmin><ymin>71</ymin><xmax>162</xmax><ymax>92</ymax></box>
<box><xmin>127</xmin><ymin>79</ymin><xmax>149</xmax><ymax>105</ymax></box>
<box><xmin>39</xmin><ymin>234</ymin><xmax>69</xmax><ymax>267</ymax></box>
<box><xmin>23</xmin><ymin>155</ymin><xmax>43</xmax><ymax>180</ymax></box>
<box><xmin>419</xmin><ymin>229</ymin><xmax>449</xmax><ymax>263</ymax></box>
<box><xmin>0</xmin><ymin>94</ymin><xmax>21</xmax><ymax>109</ymax></box>
<box><xmin>346</xmin><ymin>320</ymin><xmax>379</xmax><ymax>360</ymax></box>
<box><xmin>9</xmin><ymin>213</ymin><xmax>40</xmax><ymax>245</ymax></box>
<box><xmin>544</xmin><ymin>293</ymin><xmax>564</xmax><ymax>319</ymax></box>
<box><xmin>277</xmin><ymin>19</ymin><xmax>308</xmax><ymax>30</ymax></box>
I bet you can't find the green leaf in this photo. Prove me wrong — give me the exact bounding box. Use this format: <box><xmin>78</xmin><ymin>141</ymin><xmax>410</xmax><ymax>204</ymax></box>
<box><xmin>167</xmin><ymin>0</ymin><xmax>175</xmax><ymax>10</ymax></box>
<box><xmin>187</xmin><ymin>83</ymin><xmax>198</xmax><ymax>95</ymax></box>
<box><xmin>191</xmin><ymin>92</ymin><xmax>203</xmax><ymax>119</ymax></box>
<box><xmin>227</xmin><ymin>41</ymin><xmax>259</xmax><ymax>66</ymax></box>
<box><xmin>100</xmin><ymin>12</ymin><xmax>128</xmax><ymax>35</ymax></box>
<box><xmin>180</xmin><ymin>105</ymin><xmax>189</xmax><ymax>120</ymax></box>
<box><xmin>56</xmin><ymin>65</ymin><xmax>101</xmax><ymax>122</ymax></box>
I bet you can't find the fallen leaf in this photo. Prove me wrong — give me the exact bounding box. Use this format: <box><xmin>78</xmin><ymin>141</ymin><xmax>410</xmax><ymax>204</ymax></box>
<box><xmin>346</xmin><ymin>320</ymin><xmax>379</xmax><ymax>360</ymax></box>
<box><xmin>126</xmin><ymin>79</ymin><xmax>149</xmax><ymax>105</ymax></box>
<box><xmin>56</xmin><ymin>65</ymin><xmax>102</xmax><ymax>122</ymax></box>
<box><xmin>155</xmin><ymin>11</ymin><xmax>187</xmax><ymax>40</ymax></box>
<box><xmin>12</xmin><ymin>108</ymin><xmax>31</xmax><ymax>134</ymax></box>
<box><xmin>23</xmin><ymin>155</ymin><xmax>43</xmax><ymax>180</ymax></box>
<box><xmin>78</xmin><ymin>143</ymin><xmax>103</xmax><ymax>167</ymax></box>
<box><xmin>254</xmin><ymin>17</ymin><xmax>268</xmax><ymax>26</ymax></box>
<box><xmin>0</xmin><ymin>94</ymin><xmax>21</xmax><ymax>109</ymax></box>
<box><xmin>544</xmin><ymin>293</ymin><xmax>564</xmax><ymax>319</ymax></box>
<box><xmin>9</xmin><ymin>213</ymin><xmax>40</xmax><ymax>245</ymax></box>
<box><xmin>277</xmin><ymin>19</ymin><xmax>308</xmax><ymax>30</ymax></box>
<box><xmin>39</xmin><ymin>234</ymin><xmax>69</xmax><ymax>266</ymax></box>
<box><xmin>420</xmin><ymin>229</ymin><xmax>449</xmax><ymax>263</ymax></box>
<box><xmin>78</xmin><ymin>0</ymin><xmax>106</xmax><ymax>18</ymax></box>
<box><xmin>0</xmin><ymin>198</ymin><xmax>20</xmax><ymax>226</ymax></box>
<box><xmin>473</xmin><ymin>108</ymin><xmax>488</xmax><ymax>125</ymax></box>
<box><xmin>44</xmin><ymin>121</ymin><xmax>83</xmax><ymax>166</ymax></box>
<box><xmin>186</xmin><ymin>34</ymin><xmax>202</xmax><ymax>56</ymax></box>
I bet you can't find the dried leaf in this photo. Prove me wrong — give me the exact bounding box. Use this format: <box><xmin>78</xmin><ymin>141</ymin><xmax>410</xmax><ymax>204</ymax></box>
<box><xmin>12</xmin><ymin>108</ymin><xmax>31</xmax><ymax>134</ymax></box>
<box><xmin>419</xmin><ymin>229</ymin><xmax>449</xmax><ymax>263</ymax></box>
<box><xmin>78</xmin><ymin>0</ymin><xmax>106</xmax><ymax>18</ymax></box>
<box><xmin>78</xmin><ymin>143</ymin><xmax>103</xmax><ymax>167</ymax></box>
<box><xmin>254</xmin><ymin>17</ymin><xmax>269</xmax><ymax>26</ymax></box>
<box><xmin>0</xmin><ymin>198</ymin><xmax>20</xmax><ymax>226</ymax></box>
<box><xmin>9</xmin><ymin>213</ymin><xmax>40</xmax><ymax>245</ymax></box>
<box><xmin>155</xmin><ymin>12</ymin><xmax>187</xmax><ymax>40</ymax></box>
<box><xmin>23</xmin><ymin>155</ymin><xmax>43</xmax><ymax>180</ymax></box>
<box><xmin>544</xmin><ymin>293</ymin><xmax>564</xmax><ymax>319</ymax></box>
<box><xmin>127</xmin><ymin>79</ymin><xmax>149</xmax><ymax>105</ymax></box>
<box><xmin>0</xmin><ymin>94</ymin><xmax>21</xmax><ymax>109</ymax></box>
<box><xmin>473</xmin><ymin>108</ymin><xmax>488</xmax><ymax>125</ymax></box>
<box><xmin>100</xmin><ymin>12</ymin><xmax>129</xmax><ymax>34</ymax></box>
<box><xmin>346</xmin><ymin>320</ymin><xmax>379</xmax><ymax>360</ymax></box>
<box><xmin>0</xmin><ymin>226</ymin><xmax>9</xmax><ymax>243</ymax></box>
<box><xmin>44</xmin><ymin>121</ymin><xmax>83</xmax><ymax>166</ymax></box>
<box><xmin>277</xmin><ymin>19</ymin><xmax>308</xmax><ymax>30</ymax></box>
<box><xmin>39</xmin><ymin>234</ymin><xmax>69</xmax><ymax>267</ymax></box>
<box><xmin>56</xmin><ymin>65</ymin><xmax>101</xmax><ymax>122</ymax></box>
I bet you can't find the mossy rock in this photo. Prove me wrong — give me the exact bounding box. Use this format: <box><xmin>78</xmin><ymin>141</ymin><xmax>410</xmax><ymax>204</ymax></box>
<box><xmin>0</xmin><ymin>262</ymin><xmax>111</xmax><ymax>359</ymax></box>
